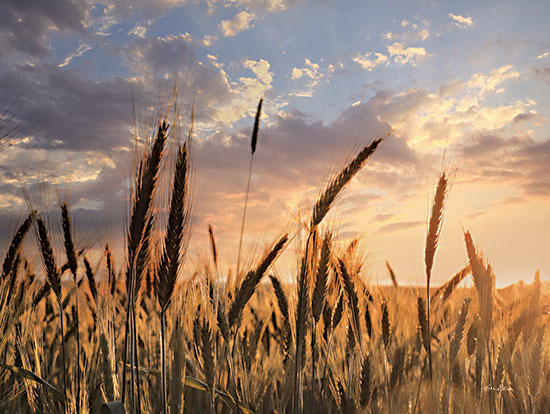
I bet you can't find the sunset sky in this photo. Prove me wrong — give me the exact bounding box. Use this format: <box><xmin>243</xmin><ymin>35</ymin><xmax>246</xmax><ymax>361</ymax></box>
<box><xmin>0</xmin><ymin>0</ymin><xmax>549</xmax><ymax>287</ymax></box>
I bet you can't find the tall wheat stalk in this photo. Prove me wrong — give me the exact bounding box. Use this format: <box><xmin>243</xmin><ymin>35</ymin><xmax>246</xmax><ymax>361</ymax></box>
<box><xmin>294</xmin><ymin>229</ymin><xmax>314</xmax><ymax>414</ymax></box>
<box><xmin>293</xmin><ymin>132</ymin><xmax>387</xmax><ymax>414</ymax></box>
<box><xmin>236</xmin><ymin>98</ymin><xmax>263</xmax><ymax>276</ymax></box>
<box><xmin>122</xmin><ymin>119</ymin><xmax>168</xmax><ymax>412</ymax></box>
<box><xmin>425</xmin><ymin>172</ymin><xmax>447</xmax><ymax>382</ymax></box>
<box><xmin>464</xmin><ymin>230</ymin><xmax>496</xmax><ymax>414</ymax></box>
<box><xmin>60</xmin><ymin>203</ymin><xmax>81</xmax><ymax>413</ymax></box>
<box><xmin>444</xmin><ymin>298</ymin><xmax>470</xmax><ymax>414</ymax></box>
<box><xmin>310</xmin><ymin>232</ymin><xmax>331</xmax><ymax>410</ymax></box>
<box><xmin>155</xmin><ymin>135</ymin><xmax>190</xmax><ymax>414</ymax></box>
<box><xmin>36</xmin><ymin>217</ymin><xmax>66</xmax><ymax>414</ymax></box>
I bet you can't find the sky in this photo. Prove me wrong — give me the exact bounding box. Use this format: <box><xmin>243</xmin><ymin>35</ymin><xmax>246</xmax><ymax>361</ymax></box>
<box><xmin>0</xmin><ymin>0</ymin><xmax>549</xmax><ymax>287</ymax></box>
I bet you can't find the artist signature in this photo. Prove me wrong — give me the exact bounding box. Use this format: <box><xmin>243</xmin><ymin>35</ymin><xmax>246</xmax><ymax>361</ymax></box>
<box><xmin>484</xmin><ymin>385</ymin><xmax>512</xmax><ymax>392</ymax></box>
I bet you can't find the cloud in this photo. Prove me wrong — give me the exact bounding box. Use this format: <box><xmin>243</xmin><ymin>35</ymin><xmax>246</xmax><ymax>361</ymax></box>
<box><xmin>458</xmin><ymin>133</ymin><xmax>550</xmax><ymax>198</ymax></box>
<box><xmin>291</xmin><ymin>59</ymin><xmax>320</xmax><ymax>80</ymax></box>
<box><xmin>210</xmin><ymin>59</ymin><xmax>273</xmax><ymax>124</ymax></box>
<box><xmin>58</xmin><ymin>44</ymin><xmax>92</xmax><ymax>67</ymax></box>
<box><xmin>439</xmin><ymin>79</ymin><xmax>465</xmax><ymax>98</ymax></box>
<box><xmin>124</xmin><ymin>34</ymin><xmax>196</xmax><ymax>74</ymax></box>
<box><xmin>512</xmin><ymin>111</ymin><xmax>544</xmax><ymax>125</ymax></box>
<box><xmin>448</xmin><ymin>13</ymin><xmax>474</xmax><ymax>28</ymax></box>
<box><xmin>376</xmin><ymin>220</ymin><xmax>423</xmax><ymax>234</ymax></box>
<box><xmin>128</xmin><ymin>23</ymin><xmax>149</xmax><ymax>38</ymax></box>
<box><xmin>0</xmin><ymin>63</ymin><xmax>137</xmax><ymax>153</ymax></box>
<box><xmin>382</xmin><ymin>19</ymin><xmax>430</xmax><ymax>45</ymax></box>
<box><xmin>219</xmin><ymin>11</ymin><xmax>256</xmax><ymax>37</ymax></box>
<box><xmin>208</xmin><ymin>0</ymin><xmax>292</xmax><ymax>12</ymax></box>
<box><xmin>533</xmin><ymin>65</ymin><xmax>550</xmax><ymax>82</ymax></box>
<box><xmin>0</xmin><ymin>0</ymin><xmax>88</xmax><ymax>58</ymax></box>
<box><xmin>290</xmin><ymin>58</ymin><xmax>326</xmax><ymax>97</ymax></box>
<box><xmin>387</xmin><ymin>42</ymin><xmax>427</xmax><ymax>66</ymax></box>
<box><xmin>374</xmin><ymin>213</ymin><xmax>395</xmax><ymax>222</ymax></box>
<box><xmin>97</xmin><ymin>0</ymin><xmax>186</xmax><ymax>21</ymax></box>
<box><xmin>353</xmin><ymin>52</ymin><xmax>388</xmax><ymax>71</ymax></box>
<box><xmin>122</xmin><ymin>34</ymin><xmax>269</xmax><ymax>128</ymax></box>
<box><xmin>467</xmin><ymin>64</ymin><xmax>519</xmax><ymax>94</ymax></box>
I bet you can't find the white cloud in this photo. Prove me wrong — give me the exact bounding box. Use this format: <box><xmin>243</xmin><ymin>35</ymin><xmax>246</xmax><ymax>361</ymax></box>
<box><xmin>382</xmin><ymin>19</ymin><xmax>430</xmax><ymax>44</ymax></box>
<box><xmin>468</xmin><ymin>65</ymin><xmax>520</xmax><ymax>94</ymax></box>
<box><xmin>439</xmin><ymin>79</ymin><xmax>465</xmax><ymax>98</ymax></box>
<box><xmin>291</xmin><ymin>58</ymin><xmax>320</xmax><ymax>80</ymax></box>
<box><xmin>387</xmin><ymin>42</ymin><xmax>427</xmax><ymax>66</ymax></box>
<box><xmin>290</xmin><ymin>58</ymin><xmax>326</xmax><ymax>97</ymax></box>
<box><xmin>219</xmin><ymin>11</ymin><xmax>256</xmax><ymax>37</ymax></box>
<box><xmin>58</xmin><ymin>44</ymin><xmax>92</xmax><ymax>67</ymax></box>
<box><xmin>211</xmin><ymin>59</ymin><xmax>273</xmax><ymax>124</ymax></box>
<box><xmin>200</xmin><ymin>34</ymin><xmax>218</xmax><ymax>46</ymax></box>
<box><xmin>449</xmin><ymin>13</ymin><xmax>474</xmax><ymax>28</ymax></box>
<box><xmin>537</xmin><ymin>51</ymin><xmax>550</xmax><ymax>59</ymax></box>
<box><xmin>353</xmin><ymin>52</ymin><xmax>388</xmax><ymax>71</ymax></box>
<box><xmin>129</xmin><ymin>23</ymin><xmax>148</xmax><ymax>38</ymax></box>
<box><xmin>244</xmin><ymin>59</ymin><xmax>273</xmax><ymax>86</ymax></box>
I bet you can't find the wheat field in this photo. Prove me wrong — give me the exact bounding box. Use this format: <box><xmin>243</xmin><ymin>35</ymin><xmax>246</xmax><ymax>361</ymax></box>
<box><xmin>0</xmin><ymin>101</ymin><xmax>548</xmax><ymax>414</ymax></box>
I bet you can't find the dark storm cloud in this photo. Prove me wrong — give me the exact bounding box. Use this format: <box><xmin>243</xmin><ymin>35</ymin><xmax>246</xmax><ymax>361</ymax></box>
<box><xmin>0</xmin><ymin>0</ymin><xmax>88</xmax><ymax>58</ymax></box>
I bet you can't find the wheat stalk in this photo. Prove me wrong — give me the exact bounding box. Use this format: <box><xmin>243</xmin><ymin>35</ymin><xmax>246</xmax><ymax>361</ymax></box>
<box><xmin>310</xmin><ymin>232</ymin><xmax>331</xmax><ymax>408</ymax></box>
<box><xmin>312</xmin><ymin>232</ymin><xmax>331</xmax><ymax>324</ymax></box>
<box><xmin>431</xmin><ymin>266</ymin><xmax>470</xmax><ymax>306</ymax></box>
<box><xmin>1</xmin><ymin>212</ymin><xmax>35</xmax><ymax>280</ymax></box>
<box><xmin>35</xmin><ymin>217</ymin><xmax>66</xmax><ymax>414</ymax></box>
<box><xmin>425</xmin><ymin>172</ymin><xmax>448</xmax><ymax>382</ymax></box>
<box><xmin>416</xmin><ymin>296</ymin><xmax>429</xmax><ymax>354</ymax></box>
<box><xmin>311</xmin><ymin>134</ymin><xmax>387</xmax><ymax>228</ymax></box>
<box><xmin>444</xmin><ymin>297</ymin><xmax>470</xmax><ymax>414</ymax></box>
<box><xmin>83</xmin><ymin>257</ymin><xmax>97</xmax><ymax>304</ymax></box>
<box><xmin>208</xmin><ymin>225</ymin><xmax>218</xmax><ymax>269</ymax></box>
<box><xmin>156</xmin><ymin>141</ymin><xmax>189</xmax><ymax>313</ymax></box>
<box><xmin>155</xmin><ymin>137</ymin><xmax>191</xmax><ymax>414</ymax></box>
<box><xmin>339</xmin><ymin>259</ymin><xmax>362</xmax><ymax>344</ymax></box>
<box><xmin>229</xmin><ymin>234</ymin><xmax>287</xmax><ymax>330</ymax></box>
<box><xmin>236</xmin><ymin>98</ymin><xmax>263</xmax><ymax>275</ymax></box>
<box><xmin>360</xmin><ymin>355</ymin><xmax>373</xmax><ymax>408</ymax></box>
<box><xmin>294</xmin><ymin>230</ymin><xmax>315</xmax><ymax>414</ymax></box>
<box><xmin>123</xmin><ymin>119</ymin><xmax>168</xmax><ymax>411</ymax></box>
<box><xmin>385</xmin><ymin>261</ymin><xmax>398</xmax><ymax>288</ymax></box>
<box><xmin>60</xmin><ymin>202</ymin><xmax>81</xmax><ymax>413</ymax></box>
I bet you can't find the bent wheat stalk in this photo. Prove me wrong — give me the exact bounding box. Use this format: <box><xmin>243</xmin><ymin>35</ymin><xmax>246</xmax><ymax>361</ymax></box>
<box><xmin>311</xmin><ymin>131</ymin><xmax>389</xmax><ymax>229</ymax></box>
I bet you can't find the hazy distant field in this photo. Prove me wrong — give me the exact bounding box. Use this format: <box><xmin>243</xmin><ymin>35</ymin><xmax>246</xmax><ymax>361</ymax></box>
<box><xmin>0</xmin><ymin>101</ymin><xmax>548</xmax><ymax>414</ymax></box>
